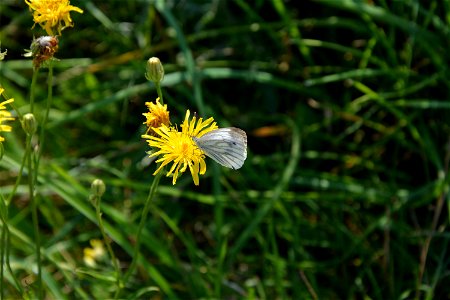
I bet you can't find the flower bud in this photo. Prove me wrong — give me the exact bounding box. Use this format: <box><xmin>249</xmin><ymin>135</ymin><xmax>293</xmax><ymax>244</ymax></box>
<box><xmin>145</xmin><ymin>57</ymin><xmax>164</xmax><ymax>83</ymax></box>
<box><xmin>91</xmin><ymin>179</ymin><xmax>106</xmax><ymax>198</ymax></box>
<box><xmin>22</xmin><ymin>113</ymin><xmax>37</xmax><ymax>135</ymax></box>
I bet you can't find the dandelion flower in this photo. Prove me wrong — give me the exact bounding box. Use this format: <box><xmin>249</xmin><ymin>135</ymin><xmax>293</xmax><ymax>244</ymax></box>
<box><xmin>25</xmin><ymin>0</ymin><xmax>83</xmax><ymax>36</ymax></box>
<box><xmin>142</xmin><ymin>98</ymin><xmax>170</xmax><ymax>135</ymax></box>
<box><xmin>142</xmin><ymin>110</ymin><xmax>218</xmax><ymax>185</ymax></box>
<box><xmin>0</xmin><ymin>88</ymin><xmax>15</xmax><ymax>143</ymax></box>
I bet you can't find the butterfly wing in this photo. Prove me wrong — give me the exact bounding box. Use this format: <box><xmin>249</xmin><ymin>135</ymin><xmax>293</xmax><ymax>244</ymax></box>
<box><xmin>193</xmin><ymin>127</ymin><xmax>247</xmax><ymax>169</ymax></box>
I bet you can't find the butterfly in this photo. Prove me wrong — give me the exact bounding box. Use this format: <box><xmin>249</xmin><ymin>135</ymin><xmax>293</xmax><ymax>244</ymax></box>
<box><xmin>193</xmin><ymin>127</ymin><xmax>247</xmax><ymax>169</ymax></box>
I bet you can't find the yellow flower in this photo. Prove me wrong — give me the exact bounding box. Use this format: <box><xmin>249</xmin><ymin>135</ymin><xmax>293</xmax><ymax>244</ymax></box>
<box><xmin>0</xmin><ymin>88</ymin><xmax>15</xmax><ymax>143</ymax></box>
<box><xmin>83</xmin><ymin>239</ymin><xmax>105</xmax><ymax>267</ymax></box>
<box><xmin>142</xmin><ymin>110</ymin><xmax>218</xmax><ymax>185</ymax></box>
<box><xmin>25</xmin><ymin>0</ymin><xmax>83</xmax><ymax>36</ymax></box>
<box><xmin>142</xmin><ymin>98</ymin><xmax>170</xmax><ymax>135</ymax></box>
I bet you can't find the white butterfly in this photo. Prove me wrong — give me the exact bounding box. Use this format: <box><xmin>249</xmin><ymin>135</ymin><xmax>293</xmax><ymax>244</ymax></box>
<box><xmin>193</xmin><ymin>127</ymin><xmax>247</xmax><ymax>169</ymax></box>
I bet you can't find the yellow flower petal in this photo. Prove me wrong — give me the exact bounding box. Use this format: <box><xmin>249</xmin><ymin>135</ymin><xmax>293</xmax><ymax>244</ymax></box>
<box><xmin>0</xmin><ymin>90</ymin><xmax>14</xmax><ymax>143</ymax></box>
<box><xmin>142</xmin><ymin>98</ymin><xmax>170</xmax><ymax>135</ymax></box>
<box><xmin>142</xmin><ymin>110</ymin><xmax>218</xmax><ymax>185</ymax></box>
<box><xmin>25</xmin><ymin>0</ymin><xmax>83</xmax><ymax>35</ymax></box>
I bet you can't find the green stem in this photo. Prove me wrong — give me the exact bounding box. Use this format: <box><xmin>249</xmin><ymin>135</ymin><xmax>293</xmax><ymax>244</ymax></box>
<box><xmin>0</xmin><ymin>102</ymin><xmax>30</xmax><ymax>296</ymax></box>
<box><xmin>5</xmin><ymin>223</ymin><xmax>23</xmax><ymax>294</ymax></box>
<box><xmin>6</xmin><ymin>99</ymin><xmax>23</xmax><ymax>120</ymax></box>
<box><xmin>34</xmin><ymin>63</ymin><xmax>53</xmax><ymax>181</ymax></box>
<box><xmin>27</xmin><ymin>64</ymin><xmax>47</xmax><ymax>300</ymax></box>
<box><xmin>26</xmin><ymin>132</ymin><xmax>42</xmax><ymax>299</ymax></box>
<box><xmin>155</xmin><ymin>82</ymin><xmax>164</xmax><ymax>105</ymax></box>
<box><xmin>6</xmin><ymin>143</ymin><xmax>29</xmax><ymax>207</ymax></box>
<box><xmin>0</xmin><ymin>206</ymin><xmax>5</xmax><ymax>299</ymax></box>
<box><xmin>212</xmin><ymin>164</ymin><xmax>223</xmax><ymax>298</ymax></box>
<box><xmin>94</xmin><ymin>196</ymin><xmax>123</xmax><ymax>298</ymax></box>
<box><xmin>30</xmin><ymin>68</ymin><xmax>39</xmax><ymax>114</ymax></box>
<box><xmin>2</xmin><ymin>97</ymin><xmax>27</xmax><ymax>208</ymax></box>
<box><xmin>0</xmin><ymin>200</ymin><xmax>23</xmax><ymax>295</ymax></box>
<box><xmin>122</xmin><ymin>172</ymin><xmax>163</xmax><ymax>287</ymax></box>
<box><xmin>27</xmin><ymin>70</ymin><xmax>51</xmax><ymax>290</ymax></box>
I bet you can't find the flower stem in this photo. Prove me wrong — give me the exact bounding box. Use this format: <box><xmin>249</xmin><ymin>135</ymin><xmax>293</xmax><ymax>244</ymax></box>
<box><xmin>212</xmin><ymin>164</ymin><xmax>224</xmax><ymax>297</ymax></box>
<box><xmin>6</xmin><ymin>129</ymin><xmax>29</xmax><ymax>207</ymax></box>
<box><xmin>155</xmin><ymin>82</ymin><xmax>164</xmax><ymax>105</ymax></box>
<box><xmin>30</xmin><ymin>68</ymin><xmax>39</xmax><ymax>113</ymax></box>
<box><xmin>26</xmin><ymin>132</ymin><xmax>43</xmax><ymax>299</ymax></box>
<box><xmin>28</xmin><ymin>64</ymin><xmax>48</xmax><ymax>300</ymax></box>
<box><xmin>94</xmin><ymin>195</ymin><xmax>123</xmax><ymax>298</ymax></box>
<box><xmin>122</xmin><ymin>171</ymin><xmax>163</xmax><ymax>287</ymax></box>
<box><xmin>0</xmin><ymin>194</ymin><xmax>6</xmax><ymax>299</ymax></box>
<box><xmin>0</xmin><ymin>199</ymin><xmax>23</xmax><ymax>295</ymax></box>
<box><xmin>0</xmin><ymin>82</ymin><xmax>33</xmax><ymax>298</ymax></box>
<box><xmin>34</xmin><ymin>63</ymin><xmax>53</xmax><ymax>180</ymax></box>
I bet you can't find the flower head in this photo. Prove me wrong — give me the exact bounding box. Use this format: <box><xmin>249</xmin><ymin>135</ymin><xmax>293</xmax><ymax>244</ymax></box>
<box><xmin>142</xmin><ymin>98</ymin><xmax>170</xmax><ymax>135</ymax></box>
<box><xmin>0</xmin><ymin>88</ymin><xmax>15</xmax><ymax>143</ymax></box>
<box><xmin>25</xmin><ymin>0</ymin><xmax>83</xmax><ymax>36</ymax></box>
<box><xmin>24</xmin><ymin>36</ymin><xmax>59</xmax><ymax>69</ymax></box>
<box><xmin>142</xmin><ymin>110</ymin><xmax>218</xmax><ymax>185</ymax></box>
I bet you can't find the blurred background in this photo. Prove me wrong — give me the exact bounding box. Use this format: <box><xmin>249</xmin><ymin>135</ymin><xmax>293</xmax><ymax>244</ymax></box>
<box><xmin>1</xmin><ymin>0</ymin><xmax>450</xmax><ymax>299</ymax></box>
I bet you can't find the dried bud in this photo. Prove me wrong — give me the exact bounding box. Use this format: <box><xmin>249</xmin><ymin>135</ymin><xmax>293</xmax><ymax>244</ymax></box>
<box><xmin>22</xmin><ymin>113</ymin><xmax>37</xmax><ymax>135</ymax></box>
<box><xmin>24</xmin><ymin>36</ymin><xmax>59</xmax><ymax>69</ymax></box>
<box><xmin>91</xmin><ymin>179</ymin><xmax>106</xmax><ymax>198</ymax></box>
<box><xmin>145</xmin><ymin>57</ymin><xmax>164</xmax><ymax>83</ymax></box>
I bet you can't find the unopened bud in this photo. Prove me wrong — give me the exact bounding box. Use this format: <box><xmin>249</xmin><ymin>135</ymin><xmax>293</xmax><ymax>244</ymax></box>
<box><xmin>22</xmin><ymin>113</ymin><xmax>37</xmax><ymax>135</ymax></box>
<box><xmin>91</xmin><ymin>179</ymin><xmax>106</xmax><ymax>198</ymax></box>
<box><xmin>145</xmin><ymin>57</ymin><xmax>164</xmax><ymax>83</ymax></box>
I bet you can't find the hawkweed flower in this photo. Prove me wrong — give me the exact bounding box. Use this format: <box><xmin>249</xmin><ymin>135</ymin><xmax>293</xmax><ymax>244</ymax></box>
<box><xmin>0</xmin><ymin>88</ymin><xmax>15</xmax><ymax>143</ymax></box>
<box><xmin>142</xmin><ymin>98</ymin><xmax>170</xmax><ymax>135</ymax></box>
<box><xmin>24</xmin><ymin>36</ymin><xmax>59</xmax><ymax>69</ymax></box>
<box><xmin>142</xmin><ymin>110</ymin><xmax>218</xmax><ymax>185</ymax></box>
<box><xmin>25</xmin><ymin>0</ymin><xmax>83</xmax><ymax>36</ymax></box>
<box><xmin>83</xmin><ymin>239</ymin><xmax>106</xmax><ymax>267</ymax></box>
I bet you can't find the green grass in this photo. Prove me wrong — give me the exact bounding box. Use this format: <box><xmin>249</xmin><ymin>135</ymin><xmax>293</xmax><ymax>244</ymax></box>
<box><xmin>1</xmin><ymin>0</ymin><xmax>450</xmax><ymax>299</ymax></box>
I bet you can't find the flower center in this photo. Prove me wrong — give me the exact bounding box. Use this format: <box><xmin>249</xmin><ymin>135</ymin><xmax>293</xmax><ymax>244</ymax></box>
<box><xmin>181</xmin><ymin>141</ymin><xmax>190</xmax><ymax>156</ymax></box>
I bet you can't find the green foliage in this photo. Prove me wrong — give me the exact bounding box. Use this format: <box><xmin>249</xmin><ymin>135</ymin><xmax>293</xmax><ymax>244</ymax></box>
<box><xmin>1</xmin><ymin>0</ymin><xmax>450</xmax><ymax>299</ymax></box>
